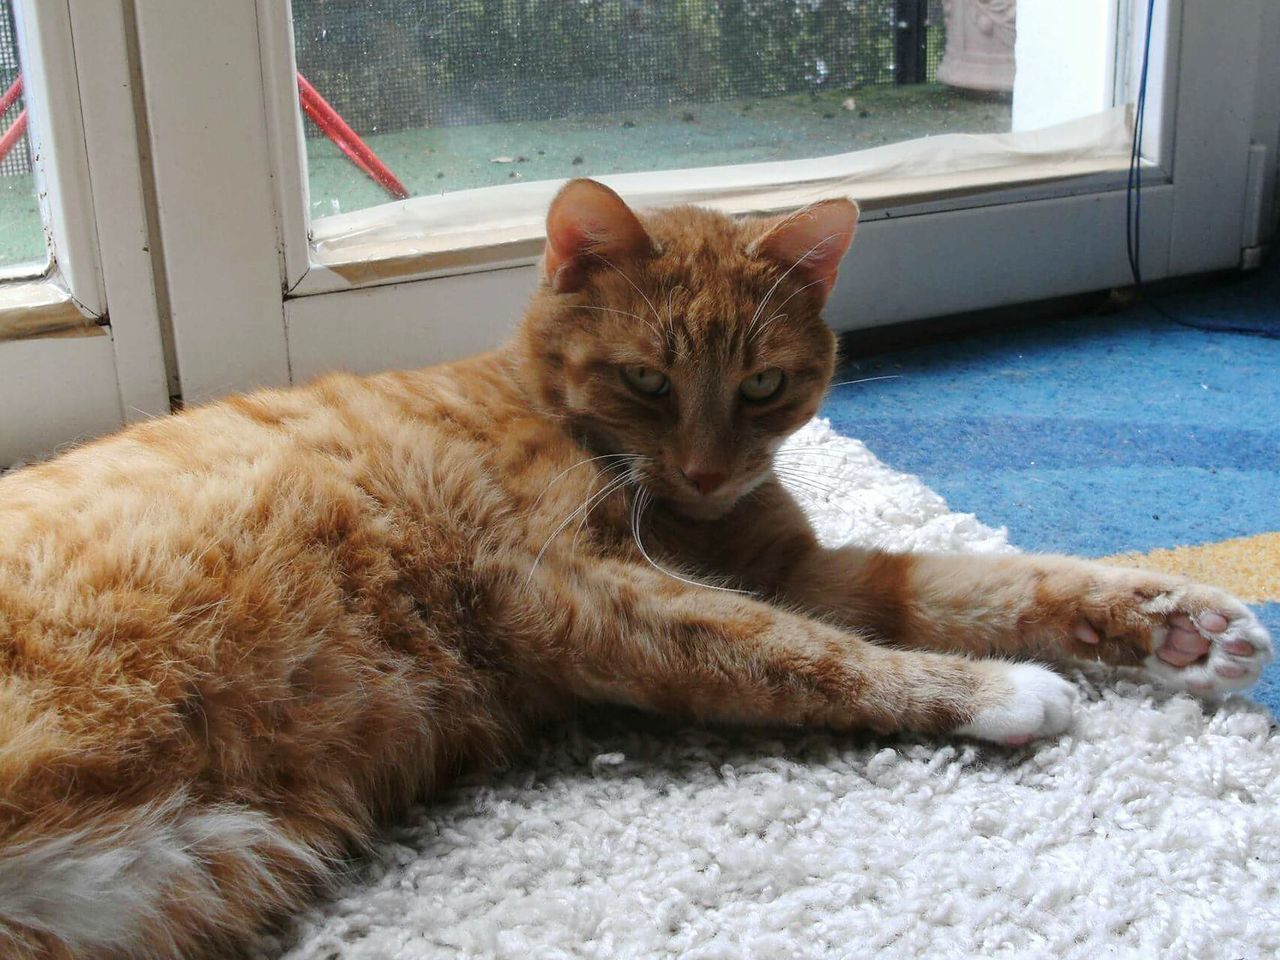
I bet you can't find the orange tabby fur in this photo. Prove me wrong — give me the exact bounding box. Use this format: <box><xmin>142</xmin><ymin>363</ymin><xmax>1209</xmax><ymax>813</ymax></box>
<box><xmin>0</xmin><ymin>180</ymin><xmax>1270</xmax><ymax>958</ymax></box>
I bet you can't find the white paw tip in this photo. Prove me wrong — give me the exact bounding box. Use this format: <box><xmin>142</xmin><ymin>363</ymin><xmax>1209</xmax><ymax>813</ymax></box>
<box><xmin>956</xmin><ymin>663</ymin><xmax>1077</xmax><ymax>745</ymax></box>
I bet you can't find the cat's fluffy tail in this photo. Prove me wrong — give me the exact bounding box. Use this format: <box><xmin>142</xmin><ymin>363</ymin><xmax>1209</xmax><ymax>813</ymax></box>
<box><xmin>0</xmin><ymin>792</ymin><xmax>328</xmax><ymax>958</ymax></box>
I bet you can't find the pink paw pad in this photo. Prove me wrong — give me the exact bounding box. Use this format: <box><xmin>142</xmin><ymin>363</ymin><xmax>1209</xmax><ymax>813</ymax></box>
<box><xmin>1157</xmin><ymin>624</ymin><xmax>1210</xmax><ymax>666</ymax></box>
<box><xmin>1199</xmin><ymin>611</ymin><xmax>1230</xmax><ymax>633</ymax></box>
<box><xmin>1140</xmin><ymin>592</ymin><xmax>1272</xmax><ymax>696</ymax></box>
<box><xmin>1004</xmin><ymin>734</ymin><xmax>1035</xmax><ymax>747</ymax></box>
<box><xmin>1073</xmin><ymin>621</ymin><xmax>1100</xmax><ymax>645</ymax></box>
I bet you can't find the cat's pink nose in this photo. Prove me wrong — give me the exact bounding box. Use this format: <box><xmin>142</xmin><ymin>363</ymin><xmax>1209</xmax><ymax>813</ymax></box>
<box><xmin>683</xmin><ymin>469</ymin><xmax>728</xmax><ymax>496</ymax></box>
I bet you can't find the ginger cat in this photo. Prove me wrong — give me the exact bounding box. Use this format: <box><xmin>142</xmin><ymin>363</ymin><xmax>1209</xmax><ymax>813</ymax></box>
<box><xmin>0</xmin><ymin>179</ymin><xmax>1271</xmax><ymax>959</ymax></box>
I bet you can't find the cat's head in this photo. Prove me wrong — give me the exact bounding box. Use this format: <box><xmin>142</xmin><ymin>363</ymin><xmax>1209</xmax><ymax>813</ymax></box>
<box><xmin>518</xmin><ymin>179</ymin><xmax>858</xmax><ymax>519</ymax></box>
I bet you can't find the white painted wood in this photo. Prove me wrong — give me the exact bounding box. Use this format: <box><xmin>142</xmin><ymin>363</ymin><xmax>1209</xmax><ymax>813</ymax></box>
<box><xmin>0</xmin><ymin>2</ymin><xmax>167</xmax><ymax>464</ymax></box>
<box><xmin>1165</xmin><ymin>0</ymin><xmax>1263</xmax><ymax>273</ymax></box>
<box><xmin>1013</xmin><ymin>0</ymin><xmax>1117</xmax><ymax>133</ymax></box>
<box><xmin>285</xmin><ymin>267</ymin><xmax>531</xmax><ymax>380</ymax></box>
<box><xmin>256</xmin><ymin>0</ymin><xmax>312</xmax><ymax>292</ymax></box>
<box><xmin>0</xmin><ymin>335</ymin><xmax>123</xmax><ymax>463</ymax></box>
<box><xmin>12</xmin><ymin>0</ymin><xmax>104</xmax><ymax>311</ymax></box>
<box><xmin>832</xmin><ymin>186</ymin><xmax>1174</xmax><ymax>329</ymax></box>
<box><xmin>68</xmin><ymin>0</ymin><xmax>170</xmax><ymax>421</ymax></box>
<box><xmin>132</xmin><ymin>0</ymin><xmax>289</xmax><ymax>402</ymax></box>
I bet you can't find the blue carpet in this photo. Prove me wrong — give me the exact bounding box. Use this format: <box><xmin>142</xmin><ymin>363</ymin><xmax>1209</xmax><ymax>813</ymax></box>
<box><xmin>822</xmin><ymin>257</ymin><xmax>1280</xmax><ymax>711</ymax></box>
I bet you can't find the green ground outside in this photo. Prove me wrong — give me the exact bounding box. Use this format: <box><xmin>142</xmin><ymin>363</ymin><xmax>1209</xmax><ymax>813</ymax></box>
<box><xmin>0</xmin><ymin>85</ymin><xmax>1009</xmax><ymax>264</ymax></box>
<box><xmin>306</xmin><ymin>84</ymin><xmax>1010</xmax><ymax>220</ymax></box>
<box><xmin>0</xmin><ymin>172</ymin><xmax>45</xmax><ymax>271</ymax></box>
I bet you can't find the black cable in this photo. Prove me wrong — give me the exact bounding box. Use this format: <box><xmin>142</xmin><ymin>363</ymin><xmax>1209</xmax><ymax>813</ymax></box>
<box><xmin>1124</xmin><ymin>0</ymin><xmax>1279</xmax><ymax>339</ymax></box>
<box><xmin>1125</xmin><ymin>0</ymin><xmax>1156</xmax><ymax>286</ymax></box>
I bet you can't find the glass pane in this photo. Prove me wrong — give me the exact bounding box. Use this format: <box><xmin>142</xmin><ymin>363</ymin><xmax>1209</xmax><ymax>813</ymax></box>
<box><xmin>291</xmin><ymin>1</ymin><xmax>1119</xmax><ymax>223</ymax></box>
<box><xmin>0</xmin><ymin>0</ymin><xmax>46</xmax><ymax>273</ymax></box>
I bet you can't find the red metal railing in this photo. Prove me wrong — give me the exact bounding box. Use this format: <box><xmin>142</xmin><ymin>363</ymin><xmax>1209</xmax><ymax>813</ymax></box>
<box><xmin>0</xmin><ymin>71</ymin><xmax>409</xmax><ymax>203</ymax></box>
<box><xmin>296</xmin><ymin>71</ymin><xmax>408</xmax><ymax>201</ymax></box>
<box><xmin>0</xmin><ymin>74</ymin><xmax>26</xmax><ymax>167</ymax></box>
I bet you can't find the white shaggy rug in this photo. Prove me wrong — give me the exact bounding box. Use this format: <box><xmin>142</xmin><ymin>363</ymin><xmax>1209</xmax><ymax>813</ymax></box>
<box><xmin>231</xmin><ymin>419</ymin><xmax>1270</xmax><ymax>958</ymax></box>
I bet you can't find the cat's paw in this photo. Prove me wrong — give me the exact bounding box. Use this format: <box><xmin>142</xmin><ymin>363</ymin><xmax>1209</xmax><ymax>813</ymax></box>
<box><xmin>956</xmin><ymin>663</ymin><xmax>1077</xmax><ymax>745</ymax></box>
<box><xmin>1065</xmin><ymin>568</ymin><xmax>1273</xmax><ymax>696</ymax></box>
<box><xmin>1135</xmin><ymin>596</ymin><xmax>1273</xmax><ymax>696</ymax></box>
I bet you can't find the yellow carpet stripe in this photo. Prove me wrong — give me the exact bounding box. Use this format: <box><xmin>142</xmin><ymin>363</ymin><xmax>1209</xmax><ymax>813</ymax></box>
<box><xmin>1101</xmin><ymin>532</ymin><xmax>1280</xmax><ymax>604</ymax></box>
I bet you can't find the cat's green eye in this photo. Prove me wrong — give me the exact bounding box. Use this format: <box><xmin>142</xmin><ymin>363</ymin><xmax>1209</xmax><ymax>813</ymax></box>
<box><xmin>740</xmin><ymin>368</ymin><xmax>785</xmax><ymax>402</ymax></box>
<box><xmin>621</xmin><ymin>365</ymin><xmax>670</xmax><ymax>397</ymax></box>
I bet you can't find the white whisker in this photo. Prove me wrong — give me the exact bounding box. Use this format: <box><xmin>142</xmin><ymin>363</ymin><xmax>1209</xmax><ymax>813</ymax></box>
<box><xmin>769</xmin><ymin>277</ymin><xmax>828</xmax><ymax>315</ymax></box>
<box><xmin>572</xmin><ymin>457</ymin><xmax>650</xmax><ymax>551</ymax></box>
<box><xmin>590</xmin><ymin>254</ymin><xmax>666</xmax><ymax>339</ymax></box>
<box><xmin>773</xmin><ymin>448</ymin><xmax>865</xmax><ymax>455</ymax></box>
<box><xmin>773</xmin><ymin>453</ymin><xmax>858</xmax><ymax>466</ymax></box>
<box><xmin>747</xmin><ymin>232</ymin><xmax>842</xmax><ymax>343</ymax></box>
<box><xmin>772</xmin><ymin>453</ymin><xmax>857</xmax><ymax>464</ymax></box>
<box><xmin>629</xmin><ymin>489</ymin><xmax>750</xmax><ymax>595</ymax></box>
<box><xmin>772</xmin><ymin>463</ymin><xmax>844</xmax><ymax>480</ymax></box>
<box><xmin>770</xmin><ymin>461</ymin><xmax>846</xmax><ymax>482</ymax></box>
<box><xmin>750</xmin><ymin>278</ymin><xmax>830</xmax><ymax>343</ymax></box>
<box><xmin>527</xmin><ymin>467</ymin><xmax>637</xmax><ymax>586</ymax></box>
<box><xmin>751</xmin><ymin>311</ymin><xmax>788</xmax><ymax>341</ymax></box>
<box><xmin>574</xmin><ymin>305</ymin><xmax>650</xmax><ymax>324</ymax></box>
<box><xmin>771</xmin><ymin>472</ymin><xmax>841</xmax><ymax>498</ymax></box>
<box><xmin>828</xmin><ymin>374</ymin><xmax>902</xmax><ymax>388</ymax></box>
<box><xmin>775</xmin><ymin>481</ymin><xmax>840</xmax><ymax>500</ymax></box>
<box><xmin>532</xmin><ymin>453</ymin><xmax>639</xmax><ymax>510</ymax></box>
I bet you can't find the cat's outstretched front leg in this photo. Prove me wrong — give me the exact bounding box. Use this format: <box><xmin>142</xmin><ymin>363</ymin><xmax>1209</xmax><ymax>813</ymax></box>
<box><xmin>677</xmin><ymin>483</ymin><xmax>1272</xmax><ymax>697</ymax></box>
<box><xmin>504</xmin><ymin>558</ymin><xmax>1076</xmax><ymax>745</ymax></box>
<box><xmin>781</xmin><ymin>549</ymin><xmax>1273</xmax><ymax>697</ymax></box>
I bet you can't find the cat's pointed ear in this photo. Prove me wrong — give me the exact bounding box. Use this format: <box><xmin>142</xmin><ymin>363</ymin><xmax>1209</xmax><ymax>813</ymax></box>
<box><xmin>543</xmin><ymin>179</ymin><xmax>653</xmax><ymax>293</ymax></box>
<box><xmin>751</xmin><ymin>198</ymin><xmax>859</xmax><ymax>303</ymax></box>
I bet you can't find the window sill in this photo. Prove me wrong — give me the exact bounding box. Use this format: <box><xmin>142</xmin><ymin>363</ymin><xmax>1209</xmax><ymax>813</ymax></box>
<box><xmin>0</xmin><ymin>279</ymin><xmax>103</xmax><ymax>342</ymax></box>
<box><xmin>295</xmin><ymin>108</ymin><xmax>1135</xmax><ymax>296</ymax></box>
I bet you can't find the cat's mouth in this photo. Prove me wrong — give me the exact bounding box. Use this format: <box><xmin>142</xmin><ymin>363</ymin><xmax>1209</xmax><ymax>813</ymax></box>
<box><xmin>633</xmin><ymin>468</ymin><xmax>741</xmax><ymax>519</ymax></box>
<box><xmin>657</xmin><ymin>468</ymin><xmax>770</xmax><ymax>520</ymax></box>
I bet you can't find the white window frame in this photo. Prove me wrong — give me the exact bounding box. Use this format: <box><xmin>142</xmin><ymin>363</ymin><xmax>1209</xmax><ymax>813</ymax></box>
<box><xmin>0</xmin><ymin>0</ymin><xmax>169</xmax><ymax>463</ymax></box>
<box><xmin>154</xmin><ymin>0</ymin><xmax>1271</xmax><ymax>396</ymax></box>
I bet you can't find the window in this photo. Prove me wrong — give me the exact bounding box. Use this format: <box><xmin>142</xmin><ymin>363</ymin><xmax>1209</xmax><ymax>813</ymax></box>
<box><xmin>0</xmin><ymin>1</ymin><xmax>44</xmax><ymax>274</ymax></box>
<box><xmin>292</xmin><ymin>1</ymin><xmax>1011</xmax><ymax>218</ymax></box>
<box><xmin>279</xmin><ymin>0</ymin><xmax>1141</xmax><ymax>296</ymax></box>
